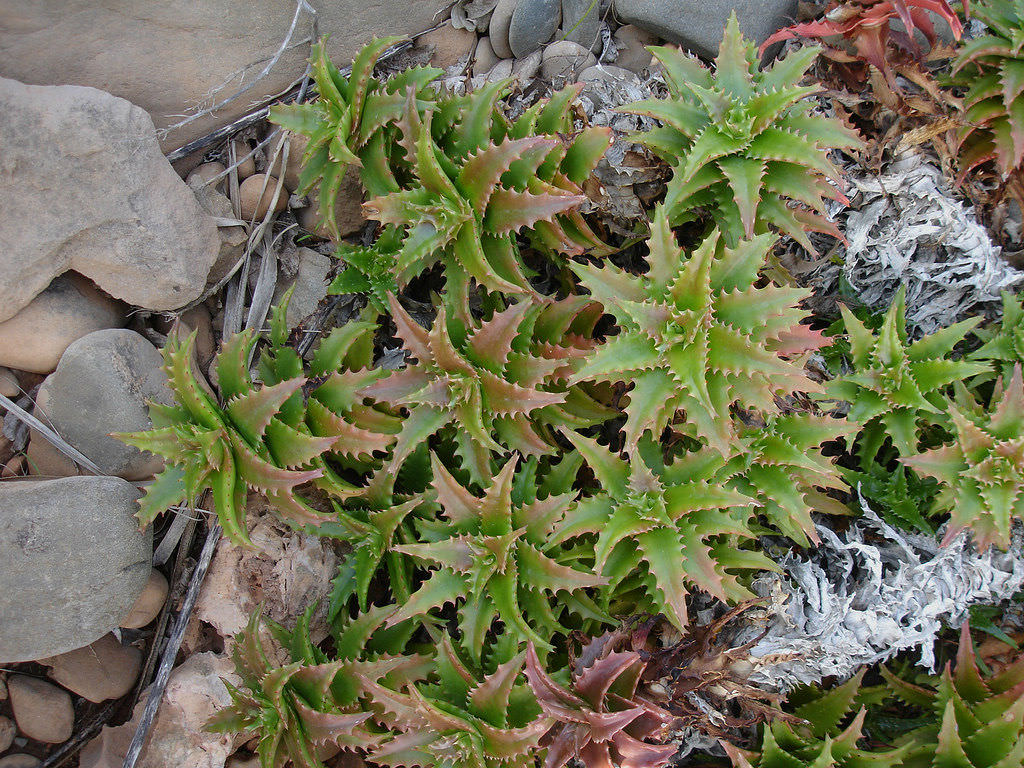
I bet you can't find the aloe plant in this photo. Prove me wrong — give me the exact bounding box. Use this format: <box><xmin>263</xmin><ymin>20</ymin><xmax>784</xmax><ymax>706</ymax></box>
<box><xmin>624</xmin><ymin>13</ymin><xmax>862</xmax><ymax>250</ymax></box>
<box><xmin>570</xmin><ymin>213</ymin><xmax>826</xmax><ymax>455</ymax></box>
<box><xmin>970</xmin><ymin>290</ymin><xmax>1024</xmax><ymax>382</ymax></box>
<box><xmin>950</xmin><ymin>0</ymin><xmax>1024</xmax><ymax>180</ymax></box>
<box><xmin>551</xmin><ymin>432</ymin><xmax>775</xmax><ymax>630</ymax></box>
<box><xmin>826</xmin><ymin>285</ymin><xmax>989</xmax><ymax>461</ymax></box>
<box><xmin>360</xmin><ymin>295</ymin><xmax>607</xmax><ymax>488</ymax></box>
<box><xmin>902</xmin><ymin>364</ymin><xmax>1024</xmax><ymax>550</ymax></box>
<box><xmin>386</xmin><ymin>452</ymin><xmax>604</xmax><ymax>661</ymax></box>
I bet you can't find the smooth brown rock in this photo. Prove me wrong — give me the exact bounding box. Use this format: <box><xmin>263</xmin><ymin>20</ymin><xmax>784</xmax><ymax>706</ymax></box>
<box><xmin>25</xmin><ymin>429</ymin><xmax>79</xmax><ymax>479</ymax></box>
<box><xmin>0</xmin><ymin>78</ymin><xmax>221</xmax><ymax>321</ymax></box>
<box><xmin>0</xmin><ymin>367</ymin><xmax>18</xmax><ymax>397</ymax></box>
<box><xmin>237</xmin><ymin>173</ymin><xmax>287</xmax><ymax>221</ymax></box>
<box><xmin>179</xmin><ymin>305</ymin><xmax>216</xmax><ymax>371</ymax></box>
<box><xmin>41</xmin><ymin>634</ymin><xmax>142</xmax><ymax>703</ymax></box>
<box><xmin>472</xmin><ymin>36</ymin><xmax>501</xmax><ymax>76</ymax></box>
<box><xmin>0</xmin><ymin>2</ymin><xmax>448</xmax><ymax>151</ymax></box>
<box><xmin>186</xmin><ymin>161</ymin><xmax>227</xmax><ymax>192</ymax></box>
<box><xmin>418</xmin><ymin>22</ymin><xmax>477</xmax><ymax>69</ymax></box>
<box><xmin>8</xmin><ymin>675</ymin><xmax>74</xmax><ymax>743</ymax></box>
<box><xmin>120</xmin><ymin>570</ymin><xmax>169</xmax><ymax>630</ymax></box>
<box><xmin>0</xmin><ymin>274</ymin><xmax>125</xmax><ymax>374</ymax></box>
<box><xmin>229</xmin><ymin>140</ymin><xmax>257</xmax><ymax>179</ymax></box>
<box><xmin>267</xmin><ymin>132</ymin><xmax>308</xmax><ymax>192</ymax></box>
<box><xmin>0</xmin><ymin>715</ymin><xmax>14</xmax><ymax>752</ymax></box>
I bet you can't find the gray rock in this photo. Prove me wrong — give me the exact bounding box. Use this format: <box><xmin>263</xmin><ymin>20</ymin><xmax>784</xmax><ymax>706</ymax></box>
<box><xmin>34</xmin><ymin>330</ymin><xmax>172</xmax><ymax>481</ymax></box>
<box><xmin>0</xmin><ymin>274</ymin><xmax>126</xmax><ymax>375</ymax></box>
<box><xmin>486</xmin><ymin>59</ymin><xmax>516</xmax><ymax>82</ymax></box>
<box><xmin>0</xmin><ymin>1</ymin><xmax>449</xmax><ymax>151</ymax></box>
<box><xmin>0</xmin><ymin>476</ymin><xmax>152</xmax><ymax>662</ymax></box>
<box><xmin>274</xmin><ymin>247</ymin><xmax>332</xmax><ymax>329</ymax></box>
<box><xmin>0</xmin><ymin>78</ymin><xmax>221</xmax><ymax>322</ymax></box>
<box><xmin>489</xmin><ymin>0</ymin><xmax>517</xmax><ymax>57</ymax></box>
<box><xmin>562</xmin><ymin>0</ymin><xmax>603</xmax><ymax>51</ymax></box>
<box><xmin>0</xmin><ymin>715</ymin><xmax>14</xmax><ymax>752</ymax></box>
<box><xmin>473</xmin><ymin>36</ymin><xmax>502</xmax><ymax>76</ymax></box>
<box><xmin>512</xmin><ymin>49</ymin><xmax>544</xmax><ymax>82</ymax></box>
<box><xmin>509</xmin><ymin>0</ymin><xmax>562</xmax><ymax>57</ymax></box>
<box><xmin>613</xmin><ymin>0</ymin><xmax>798</xmax><ymax>59</ymax></box>
<box><xmin>613</xmin><ymin>23</ymin><xmax>660</xmax><ymax>73</ymax></box>
<box><xmin>0</xmin><ymin>757</ymin><xmax>41</xmax><ymax>768</ymax></box>
<box><xmin>541</xmin><ymin>40</ymin><xmax>597</xmax><ymax>82</ymax></box>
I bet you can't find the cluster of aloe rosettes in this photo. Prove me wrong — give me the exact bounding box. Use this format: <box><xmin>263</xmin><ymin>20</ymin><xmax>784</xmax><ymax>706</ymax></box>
<box><xmin>117</xmin><ymin>15</ymin><xmax>1024</xmax><ymax>768</ymax></box>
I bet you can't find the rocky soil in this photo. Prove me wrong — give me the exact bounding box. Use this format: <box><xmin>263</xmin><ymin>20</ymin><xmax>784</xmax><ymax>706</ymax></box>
<box><xmin>0</xmin><ymin>0</ymin><xmax>1012</xmax><ymax>767</ymax></box>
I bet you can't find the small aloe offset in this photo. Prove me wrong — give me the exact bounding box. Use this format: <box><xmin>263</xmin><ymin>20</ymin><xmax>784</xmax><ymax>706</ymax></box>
<box><xmin>625</xmin><ymin>13</ymin><xmax>861</xmax><ymax>249</ymax></box>
<box><xmin>882</xmin><ymin>623</ymin><xmax>1024</xmax><ymax>767</ymax></box>
<box><xmin>116</xmin><ymin>331</ymin><xmax>329</xmax><ymax>547</ymax></box>
<box><xmin>902</xmin><ymin>364</ymin><xmax>1024</xmax><ymax>550</ymax></box>
<box><xmin>826</xmin><ymin>285</ymin><xmax>988</xmax><ymax>461</ymax></box>
<box><xmin>727</xmin><ymin>670</ymin><xmax>909</xmax><ymax>767</ymax></box>
<box><xmin>950</xmin><ymin>0</ymin><xmax>1024</xmax><ymax>180</ymax></box>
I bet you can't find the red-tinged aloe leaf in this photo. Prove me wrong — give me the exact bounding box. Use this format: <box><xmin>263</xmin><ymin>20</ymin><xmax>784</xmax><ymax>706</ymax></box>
<box><xmin>517</xmin><ymin>542</ymin><xmax>605</xmax><ymax>592</ymax></box>
<box><xmin>478</xmin><ymin>369</ymin><xmax>565</xmax><ymax>416</ymax></box>
<box><xmin>568</xmin><ymin>334</ymin><xmax>661</xmax><ymax>384</ymax></box>
<box><xmin>393</xmin><ymin>537</ymin><xmax>475</xmax><ymax>571</ymax></box>
<box><xmin>228</xmin><ymin>432</ymin><xmax>321</xmax><ymax>492</ymax></box>
<box><xmin>428</xmin><ymin>451</ymin><xmax>480</xmax><ymax>527</ymax></box>
<box><xmin>482</xmin><ymin>188</ymin><xmax>585</xmax><ymax>235</ymax></box>
<box><xmin>562</xmin><ymin>431</ymin><xmax>629</xmax><ymax>499</ymax></box>
<box><xmin>304</xmin><ymin>398</ymin><xmax>395</xmax><ymax>459</ymax></box>
<box><xmin>561</xmin><ymin>126</ymin><xmax>613</xmax><ymax>185</ymax></box>
<box><xmin>164</xmin><ymin>332</ymin><xmax>222</xmax><ymax>430</ymax></box>
<box><xmin>610</xmin><ymin>730</ymin><xmax>677</xmax><ymax>768</ymax></box>
<box><xmin>478</xmin><ymin>718</ymin><xmax>552</xmax><ymax>759</ymax></box>
<box><xmin>226</xmin><ymin>378</ymin><xmax>306</xmax><ymax>445</ymax></box>
<box><xmin>468</xmin><ymin>650</ymin><xmax>527</xmax><ymax>726</ymax></box>
<box><xmin>384</xmin><ymin>568</ymin><xmax>466</xmax><ymax>627</ymax></box>
<box><xmin>386</xmin><ymin>294</ymin><xmax>431</xmax><ymax>363</ymax></box>
<box><xmin>467</xmin><ymin>300</ymin><xmax>531</xmax><ymax>371</ymax></box>
<box><xmin>457</xmin><ymin>136</ymin><xmax>555</xmax><ymax>214</ymax></box>
<box><xmin>357</xmin><ymin>367</ymin><xmax>435</xmax><ymax>406</ymax></box>
<box><xmin>365</xmin><ymin>731</ymin><xmax>435</xmax><ymax>768</ymax></box>
<box><xmin>264</xmin><ymin>419</ymin><xmax>337</xmax><ymax>469</ymax></box>
<box><xmin>265</xmin><ymin>487</ymin><xmax>334</xmax><ymax>527</ymax></box>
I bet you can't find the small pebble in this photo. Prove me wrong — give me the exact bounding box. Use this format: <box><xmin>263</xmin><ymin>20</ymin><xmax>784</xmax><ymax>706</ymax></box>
<box><xmin>489</xmin><ymin>0</ymin><xmax>517</xmax><ymax>58</ymax></box>
<box><xmin>0</xmin><ymin>756</ymin><xmax>41</xmax><ymax>768</ymax></box>
<box><xmin>8</xmin><ymin>675</ymin><xmax>74</xmax><ymax>744</ymax></box>
<box><xmin>0</xmin><ymin>366</ymin><xmax>18</xmax><ymax>397</ymax></box>
<box><xmin>120</xmin><ymin>569</ymin><xmax>169</xmax><ymax>629</ymax></box>
<box><xmin>486</xmin><ymin>59</ymin><xmax>515</xmax><ymax>83</ymax></box>
<box><xmin>185</xmin><ymin>161</ymin><xmax>227</xmax><ymax>192</ymax></box>
<box><xmin>509</xmin><ymin>0</ymin><xmax>562</xmax><ymax>57</ymax></box>
<box><xmin>237</xmin><ymin>174</ymin><xmax>287</xmax><ymax>221</ymax></box>
<box><xmin>417</xmin><ymin>21</ymin><xmax>477</xmax><ymax>69</ymax></box>
<box><xmin>472</xmin><ymin>36</ymin><xmax>501</xmax><ymax>76</ymax></box>
<box><xmin>42</xmin><ymin>633</ymin><xmax>142</xmax><ymax>703</ymax></box>
<box><xmin>229</xmin><ymin>139</ymin><xmax>256</xmax><ymax>178</ymax></box>
<box><xmin>512</xmin><ymin>49</ymin><xmax>543</xmax><ymax>82</ymax></box>
<box><xmin>266</xmin><ymin>132</ymin><xmax>308</xmax><ymax>192</ymax></box>
<box><xmin>0</xmin><ymin>715</ymin><xmax>15</xmax><ymax>752</ymax></box>
<box><xmin>613</xmin><ymin>24</ymin><xmax>659</xmax><ymax>73</ymax></box>
<box><xmin>541</xmin><ymin>39</ymin><xmax>596</xmax><ymax>82</ymax></box>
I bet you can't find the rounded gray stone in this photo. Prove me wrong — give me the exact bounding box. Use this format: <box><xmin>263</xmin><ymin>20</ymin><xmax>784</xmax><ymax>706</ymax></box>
<box><xmin>0</xmin><ymin>476</ymin><xmax>152</xmax><ymax>663</ymax></box>
<box><xmin>562</xmin><ymin>0</ymin><xmax>603</xmax><ymax>51</ymax></box>
<box><xmin>509</xmin><ymin>0</ymin><xmax>562</xmax><ymax>57</ymax></box>
<box><xmin>613</xmin><ymin>0</ymin><xmax>798</xmax><ymax>59</ymax></box>
<box><xmin>489</xmin><ymin>0</ymin><xmax>517</xmax><ymax>57</ymax></box>
<box><xmin>541</xmin><ymin>40</ymin><xmax>597</xmax><ymax>81</ymax></box>
<box><xmin>34</xmin><ymin>329</ymin><xmax>172</xmax><ymax>480</ymax></box>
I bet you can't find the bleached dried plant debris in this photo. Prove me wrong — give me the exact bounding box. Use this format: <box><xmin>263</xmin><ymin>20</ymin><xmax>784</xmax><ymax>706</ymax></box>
<box><xmin>739</xmin><ymin>506</ymin><xmax>1024</xmax><ymax>692</ymax></box>
<box><xmin>835</xmin><ymin>151</ymin><xmax>1023</xmax><ymax>334</ymax></box>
